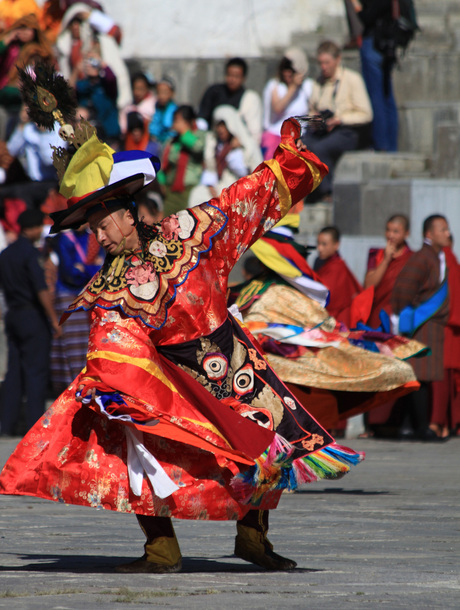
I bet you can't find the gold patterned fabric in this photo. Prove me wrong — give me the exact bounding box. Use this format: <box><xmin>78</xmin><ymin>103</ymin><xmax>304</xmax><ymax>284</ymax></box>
<box><xmin>244</xmin><ymin>284</ymin><xmax>421</xmax><ymax>392</ymax></box>
<box><xmin>63</xmin><ymin>204</ymin><xmax>227</xmax><ymax>329</ymax></box>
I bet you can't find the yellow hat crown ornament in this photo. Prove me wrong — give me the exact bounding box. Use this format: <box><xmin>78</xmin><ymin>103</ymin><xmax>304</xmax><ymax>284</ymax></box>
<box><xmin>19</xmin><ymin>61</ymin><xmax>160</xmax><ymax>234</ymax></box>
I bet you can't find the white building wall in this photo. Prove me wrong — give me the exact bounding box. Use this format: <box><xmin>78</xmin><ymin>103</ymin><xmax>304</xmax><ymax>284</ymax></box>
<box><xmin>79</xmin><ymin>0</ymin><xmax>345</xmax><ymax>59</ymax></box>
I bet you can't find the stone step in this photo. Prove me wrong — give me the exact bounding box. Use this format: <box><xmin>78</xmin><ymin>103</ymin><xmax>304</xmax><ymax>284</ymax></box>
<box><xmin>298</xmin><ymin>202</ymin><xmax>334</xmax><ymax>240</ymax></box>
<box><xmin>335</xmin><ymin>178</ymin><xmax>460</xmax><ymax>280</ymax></box>
<box><xmin>335</xmin><ymin>152</ymin><xmax>430</xmax><ymax>183</ymax></box>
<box><xmin>393</xmin><ymin>52</ymin><xmax>460</xmax><ymax>103</ymax></box>
<box><xmin>415</xmin><ymin>0</ymin><xmax>460</xmax><ymax>16</ymax></box>
<box><xmin>333</xmin><ymin>178</ymin><xmax>412</xmax><ymax>237</ymax></box>
<box><xmin>398</xmin><ymin>100</ymin><xmax>460</xmax><ymax>155</ymax></box>
<box><xmin>333</xmin><ymin>177</ymin><xmax>460</xmax><ymax>243</ymax></box>
<box><xmin>432</xmin><ymin>121</ymin><xmax>460</xmax><ymax>178</ymax></box>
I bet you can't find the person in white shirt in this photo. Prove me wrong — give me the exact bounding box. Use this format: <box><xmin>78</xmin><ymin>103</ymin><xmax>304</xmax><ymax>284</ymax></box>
<box><xmin>262</xmin><ymin>47</ymin><xmax>313</xmax><ymax>160</ymax></box>
<box><xmin>188</xmin><ymin>104</ymin><xmax>262</xmax><ymax>207</ymax></box>
<box><xmin>7</xmin><ymin>105</ymin><xmax>61</xmax><ymax>182</ymax></box>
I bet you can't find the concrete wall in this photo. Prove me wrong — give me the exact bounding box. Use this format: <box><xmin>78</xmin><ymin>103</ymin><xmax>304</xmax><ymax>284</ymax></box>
<box><xmin>338</xmin><ymin>179</ymin><xmax>460</xmax><ymax>281</ymax></box>
<box><xmin>103</xmin><ymin>0</ymin><xmax>345</xmax><ymax>59</ymax></box>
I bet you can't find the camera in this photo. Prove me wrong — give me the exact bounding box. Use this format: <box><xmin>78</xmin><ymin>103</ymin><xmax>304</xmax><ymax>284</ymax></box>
<box><xmin>309</xmin><ymin>109</ymin><xmax>334</xmax><ymax>136</ymax></box>
<box><xmin>319</xmin><ymin>109</ymin><xmax>334</xmax><ymax>121</ymax></box>
<box><xmin>87</xmin><ymin>58</ymin><xmax>101</xmax><ymax>69</ymax></box>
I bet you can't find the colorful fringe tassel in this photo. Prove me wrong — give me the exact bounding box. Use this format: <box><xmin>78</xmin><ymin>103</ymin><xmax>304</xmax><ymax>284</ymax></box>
<box><xmin>231</xmin><ymin>435</ymin><xmax>365</xmax><ymax>506</ymax></box>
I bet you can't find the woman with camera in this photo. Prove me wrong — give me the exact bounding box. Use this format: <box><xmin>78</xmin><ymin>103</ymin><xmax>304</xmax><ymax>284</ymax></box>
<box><xmin>261</xmin><ymin>47</ymin><xmax>313</xmax><ymax>160</ymax></box>
<box><xmin>73</xmin><ymin>51</ymin><xmax>121</xmax><ymax>148</ymax></box>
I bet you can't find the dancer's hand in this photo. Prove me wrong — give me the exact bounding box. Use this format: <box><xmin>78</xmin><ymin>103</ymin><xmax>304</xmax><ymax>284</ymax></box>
<box><xmin>76</xmin><ymin>384</ymin><xmax>96</xmax><ymax>403</ymax></box>
<box><xmin>295</xmin><ymin>139</ymin><xmax>307</xmax><ymax>152</ymax></box>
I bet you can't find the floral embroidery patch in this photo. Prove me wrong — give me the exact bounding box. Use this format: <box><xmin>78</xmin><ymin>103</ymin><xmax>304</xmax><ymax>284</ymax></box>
<box><xmin>63</xmin><ymin>204</ymin><xmax>227</xmax><ymax>329</ymax></box>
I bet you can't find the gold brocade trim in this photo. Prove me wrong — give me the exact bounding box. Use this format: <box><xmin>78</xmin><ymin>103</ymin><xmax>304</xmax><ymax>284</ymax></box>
<box><xmin>86</xmin><ymin>350</ymin><xmax>178</xmax><ymax>393</ymax></box>
<box><xmin>279</xmin><ymin>142</ymin><xmax>323</xmax><ymax>192</ymax></box>
<box><xmin>264</xmin><ymin>158</ymin><xmax>292</xmax><ymax>217</ymax></box>
<box><xmin>235</xmin><ymin>277</ymin><xmax>270</xmax><ymax>310</ymax></box>
<box><xmin>65</xmin><ymin>204</ymin><xmax>227</xmax><ymax>328</ymax></box>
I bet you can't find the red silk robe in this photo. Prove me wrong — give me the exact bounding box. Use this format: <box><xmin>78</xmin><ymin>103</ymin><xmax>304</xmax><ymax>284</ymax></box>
<box><xmin>1</xmin><ymin>122</ymin><xmax>361</xmax><ymax>521</ymax></box>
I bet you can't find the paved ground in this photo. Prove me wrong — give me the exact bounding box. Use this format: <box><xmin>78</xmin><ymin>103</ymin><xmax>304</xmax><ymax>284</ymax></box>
<box><xmin>0</xmin><ymin>437</ymin><xmax>459</xmax><ymax>609</ymax></box>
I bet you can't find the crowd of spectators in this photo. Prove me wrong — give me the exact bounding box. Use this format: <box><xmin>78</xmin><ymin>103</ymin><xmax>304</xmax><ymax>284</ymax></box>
<box><xmin>0</xmin><ymin>2</ymin><xmax>376</xmax><ymax>241</ymax></box>
<box><xmin>0</xmin><ymin>1</ymin><xmax>457</xmax><ymax>443</ymax></box>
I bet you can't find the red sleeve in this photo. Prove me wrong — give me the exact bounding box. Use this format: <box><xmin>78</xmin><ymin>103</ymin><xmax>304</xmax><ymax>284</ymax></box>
<box><xmin>445</xmin><ymin>247</ymin><xmax>460</xmax><ymax>328</ymax></box>
<box><xmin>198</xmin><ymin>118</ymin><xmax>328</xmax><ymax>277</ymax></box>
<box><xmin>367</xmin><ymin>248</ymin><xmax>383</xmax><ymax>272</ymax></box>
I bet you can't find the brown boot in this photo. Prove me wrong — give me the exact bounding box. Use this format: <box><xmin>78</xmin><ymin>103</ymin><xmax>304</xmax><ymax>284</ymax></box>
<box><xmin>116</xmin><ymin>516</ymin><xmax>182</xmax><ymax>573</ymax></box>
<box><xmin>234</xmin><ymin>523</ymin><xmax>297</xmax><ymax>571</ymax></box>
<box><xmin>115</xmin><ymin>552</ymin><xmax>182</xmax><ymax>574</ymax></box>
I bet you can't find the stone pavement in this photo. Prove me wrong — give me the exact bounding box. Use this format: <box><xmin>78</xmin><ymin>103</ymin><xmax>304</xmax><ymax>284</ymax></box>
<box><xmin>0</xmin><ymin>437</ymin><xmax>458</xmax><ymax>609</ymax></box>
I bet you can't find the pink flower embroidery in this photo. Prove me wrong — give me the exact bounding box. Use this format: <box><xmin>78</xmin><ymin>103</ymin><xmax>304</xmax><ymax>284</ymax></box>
<box><xmin>160</xmin><ymin>215</ymin><xmax>181</xmax><ymax>240</ymax></box>
<box><xmin>125</xmin><ymin>262</ymin><xmax>157</xmax><ymax>287</ymax></box>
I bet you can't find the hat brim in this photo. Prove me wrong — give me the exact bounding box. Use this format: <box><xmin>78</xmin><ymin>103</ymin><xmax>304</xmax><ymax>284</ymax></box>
<box><xmin>49</xmin><ymin>173</ymin><xmax>145</xmax><ymax>234</ymax></box>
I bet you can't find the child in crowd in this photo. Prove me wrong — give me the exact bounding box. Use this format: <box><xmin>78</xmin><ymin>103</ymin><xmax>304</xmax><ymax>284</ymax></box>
<box><xmin>148</xmin><ymin>75</ymin><xmax>177</xmax><ymax>157</ymax></box>
<box><xmin>119</xmin><ymin>71</ymin><xmax>156</xmax><ymax>136</ymax></box>
<box><xmin>157</xmin><ymin>105</ymin><xmax>205</xmax><ymax>216</ymax></box>
<box><xmin>124</xmin><ymin>111</ymin><xmax>157</xmax><ymax>153</ymax></box>
<box><xmin>313</xmin><ymin>225</ymin><xmax>362</xmax><ymax>326</ymax></box>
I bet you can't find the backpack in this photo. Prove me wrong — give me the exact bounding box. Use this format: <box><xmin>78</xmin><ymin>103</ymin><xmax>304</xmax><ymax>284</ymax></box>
<box><xmin>373</xmin><ymin>0</ymin><xmax>419</xmax><ymax>61</ymax></box>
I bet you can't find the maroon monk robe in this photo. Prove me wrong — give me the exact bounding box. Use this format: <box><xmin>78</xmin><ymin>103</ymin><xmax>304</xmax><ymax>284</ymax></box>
<box><xmin>366</xmin><ymin>245</ymin><xmax>412</xmax><ymax>328</ymax></box>
<box><xmin>431</xmin><ymin>247</ymin><xmax>460</xmax><ymax>431</ymax></box>
<box><xmin>316</xmin><ymin>252</ymin><xmax>362</xmax><ymax>327</ymax></box>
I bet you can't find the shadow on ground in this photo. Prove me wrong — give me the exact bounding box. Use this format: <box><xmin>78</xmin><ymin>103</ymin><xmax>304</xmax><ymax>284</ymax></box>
<box><xmin>0</xmin><ymin>553</ymin><xmax>322</xmax><ymax>574</ymax></box>
<box><xmin>295</xmin><ymin>488</ymin><xmax>391</xmax><ymax>496</ymax></box>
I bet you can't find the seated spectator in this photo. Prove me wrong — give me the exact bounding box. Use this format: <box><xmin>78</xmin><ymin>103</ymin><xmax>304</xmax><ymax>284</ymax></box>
<box><xmin>0</xmin><ymin>139</ymin><xmax>29</xmax><ymax>243</ymax></box>
<box><xmin>157</xmin><ymin>105</ymin><xmax>205</xmax><ymax>217</ymax></box>
<box><xmin>364</xmin><ymin>214</ymin><xmax>412</xmax><ymax>328</ymax></box>
<box><xmin>148</xmin><ymin>76</ymin><xmax>177</xmax><ymax>156</ymax></box>
<box><xmin>188</xmin><ymin>104</ymin><xmax>262</xmax><ymax>207</ymax></box>
<box><xmin>198</xmin><ymin>57</ymin><xmax>262</xmax><ymax>144</ymax></box>
<box><xmin>119</xmin><ymin>71</ymin><xmax>156</xmax><ymax>136</ymax></box>
<box><xmin>7</xmin><ymin>105</ymin><xmax>61</xmax><ymax>183</ymax></box>
<box><xmin>57</xmin><ymin>3</ymin><xmax>131</xmax><ymax>109</ymax></box>
<box><xmin>0</xmin><ymin>138</ymin><xmax>28</xmax><ymax>185</ymax></box>
<box><xmin>74</xmin><ymin>51</ymin><xmax>121</xmax><ymax>147</ymax></box>
<box><xmin>262</xmin><ymin>47</ymin><xmax>313</xmax><ymax>160</ymax></box>
<box><xmin>3</xmin><ymin>104</ymin><xmax>61</xmax><ymax>210</ymax></box>
<box><xmin>124</xmin><ymin>111</ymin><xmax>158</xmax><ymax>154</ymax></box>
<box><xmin>0</xmin><ymin>14</ymin><xmax>54</xmax><ymax>124</ymax></box>
<box><xmin>302</xmin><ymin>40</ymin><xmax>373</xmax><ymax>201</ymax></box>
<box><xmin>313</xmin><ymin>225</ymin><xmax>362</xmax><ymax>326</ymax></box>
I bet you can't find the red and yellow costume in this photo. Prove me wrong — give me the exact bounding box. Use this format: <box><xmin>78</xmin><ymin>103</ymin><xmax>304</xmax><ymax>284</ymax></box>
<box><xmin>0</xmin><ymin>120</ymin><xmax>362</xmax><ymax>524</ymax></box>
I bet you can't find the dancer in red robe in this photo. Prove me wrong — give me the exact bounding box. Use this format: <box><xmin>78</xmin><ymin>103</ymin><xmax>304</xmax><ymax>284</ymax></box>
<box><xmin>0</xmin><ymin>65</ymin><xmax>364</xmax><ymax>574</ymax></box>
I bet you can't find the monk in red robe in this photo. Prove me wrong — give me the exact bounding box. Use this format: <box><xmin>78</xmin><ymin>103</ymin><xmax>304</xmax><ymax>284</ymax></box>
<box><xmin>314</xmin><ymin>226</ymin><xmax>362</xmax><ymax>326</ymax></box>
<box><xmin>430</xmin><ymin>244</ymin><xmax>460</xmax><ymax>438</ymax></box>
<box><xmin>364</xmin><ymin>214</ymin><xmax>412</xmax><ymax>328</ymax></box>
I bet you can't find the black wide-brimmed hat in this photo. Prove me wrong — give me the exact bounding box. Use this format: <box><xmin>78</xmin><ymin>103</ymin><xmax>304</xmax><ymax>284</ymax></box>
<box><xmin>49</xmin><ymin>135</ymin><xmax>160</xmax><ymax>234</ymax></box>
